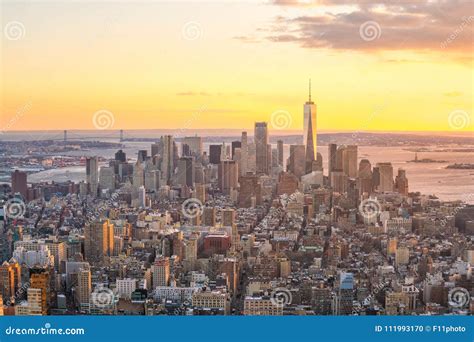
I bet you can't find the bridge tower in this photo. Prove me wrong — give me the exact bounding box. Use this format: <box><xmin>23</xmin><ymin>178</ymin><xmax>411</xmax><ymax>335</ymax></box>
<box><xmin>64</xmin><ymin>130</ymin><xmax>67</xmax><ymax>142</ymax></box>
<box><xmin>120</xmin><ymin>129</ymin><xmax>124</xmax><ymax>142</ymax></box>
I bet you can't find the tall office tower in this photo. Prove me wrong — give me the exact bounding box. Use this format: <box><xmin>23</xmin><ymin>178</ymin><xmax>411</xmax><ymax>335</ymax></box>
<box><xmin>335</xmin><ymin>146</ymin><xmax>345</xmax><ymax>171</ymax></box>
<box><xmin>342</xmin><ymin>145</ymin><xmax>358</xmax><ymax>178</ymax></box>
<box><xmin>202</xmin><ymin>207</ymin><xmax>217</xmax><ymax>227</ymax></box>
<box><xmin>337</xmin><ymin>272</ymin><xmax>354</xmax><ymax>315</ymax></box>
<box><xmin>358</xmin><ymin>159</ymin><xmax>373</xmax><ymax>195</ymax></box>
<box><xmin>240</xmin><ymin>131</ymin><xmax>249</xmax><ymax>175</ymax></box>
<box><xmin>255</xmin><ymin>122</ymin><xmax>269</xmax><ymax>175</ymax></box>
<box><xmin>138</xmin><ymin>186</ymin><xmax>146</xmax><ymax>208</ymax></box>
<box><xmin>247</xmin><ymin>141</ymin><xmax>257</xmax><ymax>173</ymax></box>
<box><xmin>194</xmin><ymin>163</ymin><xmax>204</xmax><ymax>183</ymax></box>
<box><xmin>145</xmin><ymin>170</ymin><xmax>160</xmax><ymax>192</ymax></box>
<box><xmin>231</xmin><ymin>141</ymin><xmax>241</xmax><ymax>159</ymax></box>
<box><xmin>29</xmin><ymin>268</ymin><xmax>50</xmax><ymax>315</ymax></box>
<box><xmin>99</xmin><ymin>166</ymin><xmax>115</xmax><ymax>191</ymax></box>
<box><xmin>86</xmin><ymin>157</ymin><xmax>99</xmax><ymax>196</ymax></box>
<box><xmin>277</xmin><ymin>140</ymin><xmax>284</xmax><ymax>167</ymax></box>
<box><xmin>11</xmin><ymin>170</ymin><xmax>27</xmax><ymax>198</ymax></box>
<box><xmin>225</xmin><ymin>143</ymin><xmax>231</xmax><ymax>160</ymax></box>
<box><xmin>267</xmin><ymin>144</ymin><xmax>272</xmax><ymax>171</ymax></box>
<box><xmin>177</xmin><ymin>157</ymin><xmax>195</xmax><ymax>187</ymax></box>
<box><xmin>238</xmin><ymin>174</ymin><xmax>262</xmax><ymax>208</ymax></box>
<box><xmin>394</xmin><ymin>168</ymin><xmax>409</xmax><ymax>196</ymax></box>
<box><xmin>137</xmin><ymin>150</ymin><xmax>148</xmax><ymax>164</ymax></box>
<box><xmin>288</xmin><ymin>144</ymin><xmax>306</xmax><ymax>178</ymax></box>
<box><xmin>75</xmin><ymin>267</ymin><xmax>91</xmax><ymax>309</ymax></box>
<box><xmin>0</xmin><ymin>261</ymin><xmax>21</xmax><ymax>302</ymax></box>
<box><xmin>161</xmin><ymin>135</ymin><xmax>175</xmax><ymax>185</ymax></box>
<box><xmin>209</xmin><ymin>145</ymin><xmax>222</xmax><ymax>165</ymax></box>
<box><xmin>151</xmin><ymin>141</ymin><xmax>162</xmax><ymax>157</ymax></box>
<box><xmin>372</xmin><ymin>166</ymin><xmax>380</xmax><ymax>191</ymax></box>
<box><xmin>182</xmin><ymin>143</ymin><xmax>191</xmax><ymax>157</ymax></box>
<box><xmin>218</xmin><ymin>160</ymin><xmax>238</xmax><ymax>195</ymax></box>
<box><xmin>328</xmin><ymin>143</ymin><xmax>338</xmax><ymax>178</ymax></box>
<box><xmin>115</xmin><ymin>149</ymin><xmax>126</xmax><ymax>162</ymax></box>
<box><xmin>132</xmin><ymin>161</ymin><xmax>145</xmax><ymax>188</ymax></box>
<box><xmin>84</xmin><ymin>220</ymin><xmax>115</xmax><ymax>262</ymax></box>
<box><xmin>331</xmin><ymin>171</ymin><xmax>348</xmax><ymax>193</ymax></box>
<box><xmin>271</xmin><ymin>148</ymin><xmax>279</xmax><ymax>168</ymax></box>
<box><xmin>303</xmin><ymin>80</ymin><xmax>317</xmax><ymax>174</ymax></box>
<box><xmin>184</xmin><ymin>136</ymin><xmax>203</xmax><ymax>157</ymax></box>
<box><xmin>194</xmin><ymin>183</ymin><xmax>206</xmax><ymax>204</ymax></box>
<box><xmin>222</xmin><ymin>208</ymin><xmax>236</xmax><ymax>227</ymax></box>
<box><xmin>377</xmin><ymin>162</ymin><xmax>394</xmax><ymax>192</ymax></box>
<box><xmin>152</xmin><ymin>257</ymin><xmax>170</xmax><ymax>288</ymax></box>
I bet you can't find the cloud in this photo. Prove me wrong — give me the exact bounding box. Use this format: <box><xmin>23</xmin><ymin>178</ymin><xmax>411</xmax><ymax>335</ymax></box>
<box><xmin>241</xmin><ymin>0</ymin><xmax>474</xmax><ymax>61</ymax></box>
<box><xmin>443</xmin><ymin>91</ymin><xmax>463</xmax><ymax>97</ymax></box>
<box><xmin>176</xmin><ymin>91</ymin><xmax>212</xmax><ymax>96</ymax></box>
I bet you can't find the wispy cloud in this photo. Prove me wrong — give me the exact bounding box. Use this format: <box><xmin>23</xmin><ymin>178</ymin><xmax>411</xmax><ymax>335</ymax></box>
<box><xmin>238</xmin><ymin>0</ymin><xmax>473</xmax><ymax>62</ymax></box>
<box><xmin>176</xmin><ymin>91</ymin><xmax>212</xmax><ymax>96</ymax></box>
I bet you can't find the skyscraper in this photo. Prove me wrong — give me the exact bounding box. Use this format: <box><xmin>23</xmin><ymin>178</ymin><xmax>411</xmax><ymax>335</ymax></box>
<box><xmin>209</xmin><ymin>145</ymin><xmax>222</xmax><ymax>165</ymax></box>
<box><xmin>84</xmin><ymin>220</ymin><xmax>115</xmax><ymax>262</ymax></box>
<box><xmin>395</xmin><ymin>168</ymin><xmax>409</xmax><ymax>196</ymax></box>
<box><xmin>255</xmin><ymin>122</ymin><xmax>269</xmax><ymax>175</ymax></box>
<box><xmin>240</xmin><ymin>132</ymin><xmax>249</xmax><ymax>176</ymax></box>
<box><xmin>303</xmin><ymin>80</ymin><xmax>317</xmax><ymax>174</ymax></box>
<box><xmin>161</xmin><ymin>135</ymin><xmax>175</xmax><ymax>185</ymax></box>
<box><xmin>288</xmin><ymin>144</ymin><xmax>306</xmax><ymax>178</ymax></box>
<box><xmin>183</xmin><ymin>136</ymin><xmax>203</xmax><ymax>157</ymax></box>
<box><xmin>11</xmin><ymin>170</ymin><xmax>27</xmax><ymax>198</ymax></box>
<box><xmin>328</xmin><ymin>143</ymin><xmax>337</xmax><ymax>177</ymax></box>
<box><xmin>86</xmin><ymin>157</ymin><xmax>99</xmax><ymax>196</ymax></box>
<box><xmin>177</xmin><ymin>157</ymin><xmax>195</xmax><ymax>187</ymax></box>
<box><xmin>377</xmin><ymin>162</ymin><xmax>394</xmax><ymax>193</ymax></box>
<box><xmin>218</xmin><ymin>160</ymin><xmax>238</xmax><ymax>195</ymax></box>
<box><xmin>342</xmin><ymin>145</ymin><xmax>358</xmax><ymax>178</ymax></box>
<box><xmin>277</xmin><ymin>140</ymin><xmax>284</xmax><ymax>167</ymax></box>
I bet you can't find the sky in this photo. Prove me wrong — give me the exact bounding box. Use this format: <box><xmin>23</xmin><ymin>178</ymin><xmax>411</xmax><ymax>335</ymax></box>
<box><xmin>0</xmin><ymin>0</ymin><xmax>472</xmax><ymax>133</ymax></box>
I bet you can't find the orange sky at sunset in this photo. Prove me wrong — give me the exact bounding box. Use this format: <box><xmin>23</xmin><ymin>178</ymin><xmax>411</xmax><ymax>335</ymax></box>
<box><xmin>1</xmin><ymin>0</ymin><xmax>472</xmax><ymax>133</ymax></box>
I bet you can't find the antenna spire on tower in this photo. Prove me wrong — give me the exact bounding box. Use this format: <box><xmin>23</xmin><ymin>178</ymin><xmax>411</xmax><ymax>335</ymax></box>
<box><xmin>309</xmin><ymin>78</ymin><xmax>312</xmax><ymax>102</ymax></box>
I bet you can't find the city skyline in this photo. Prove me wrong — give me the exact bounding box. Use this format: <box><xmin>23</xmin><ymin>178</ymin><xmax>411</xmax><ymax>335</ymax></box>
<box><xmin>0</xmin><ymin>0</ymin><xmax>473</xmax><ymax>320</ymax></box>
<box><xmin>1</xmin><ymin>1</ymin><xmax>472</xmax><ymax>132</ymax></box>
